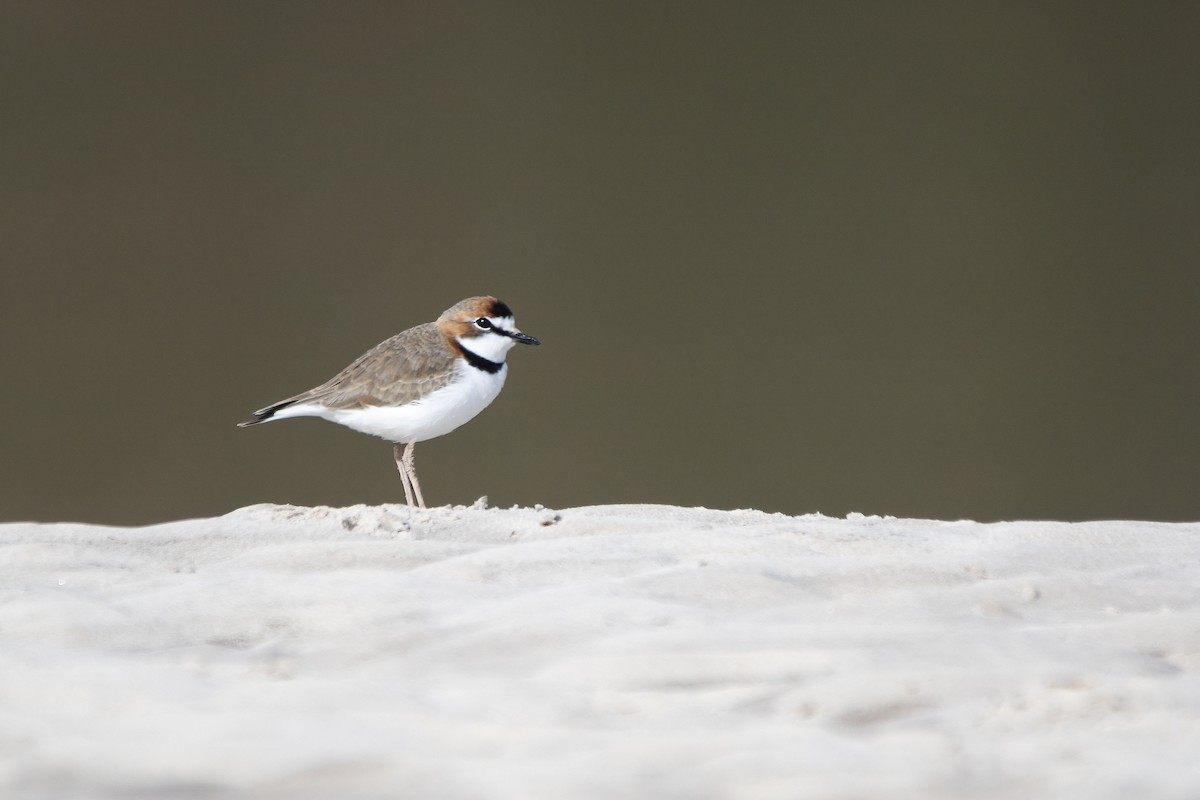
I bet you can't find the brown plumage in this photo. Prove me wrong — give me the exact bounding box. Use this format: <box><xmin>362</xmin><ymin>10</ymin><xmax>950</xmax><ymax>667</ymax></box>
<box><xmin>239</xmin><ymin>297</ymin><xmax>508</xmax><ymax>423</ymax></box>
<box><xmin>239</xmin><ymin>323</ymin><xmax>457</xmax><ymax>422</ymax></box>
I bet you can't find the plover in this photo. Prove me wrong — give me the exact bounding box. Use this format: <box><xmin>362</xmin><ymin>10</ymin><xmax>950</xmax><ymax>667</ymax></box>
<box><xmin>238</xmin><ymin>296</ymin><xmax>539</xmax><ymax>507</ymax></box>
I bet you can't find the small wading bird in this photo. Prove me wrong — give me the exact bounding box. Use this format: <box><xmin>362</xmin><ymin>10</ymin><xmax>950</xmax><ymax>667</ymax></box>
<box><xmin>238</xmin><ymin>296</ymin><xmax>540</xmax><ymax>507</ymax></box>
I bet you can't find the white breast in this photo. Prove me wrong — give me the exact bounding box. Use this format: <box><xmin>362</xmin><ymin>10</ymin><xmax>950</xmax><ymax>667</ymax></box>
<box><xmin>286</xmin><ymin>360</ymin><xmax>508</xmax><ymax>444</ymax></box>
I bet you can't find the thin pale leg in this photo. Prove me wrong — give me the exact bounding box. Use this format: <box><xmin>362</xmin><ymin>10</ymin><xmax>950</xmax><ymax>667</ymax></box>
<box><xmin>402</xmin><ymin>441</ymin><xmax>426</xmax><ymax>509</ymax></box>
<box><xmin>393</xmin><ymin>442</ymin><xmax>415</xmax><ymax>507</ymax></box>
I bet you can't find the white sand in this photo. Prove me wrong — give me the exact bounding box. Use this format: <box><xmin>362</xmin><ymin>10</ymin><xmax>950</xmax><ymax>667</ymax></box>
<box><xmin>2</xmin><ymin>503</ymin><xmax>1199</xmax><ymax>799</ymax></box>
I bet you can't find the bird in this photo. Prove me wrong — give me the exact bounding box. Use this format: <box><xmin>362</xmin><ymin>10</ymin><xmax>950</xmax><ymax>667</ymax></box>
<box><xmin>238</xmin><ymin>296</ymin><xmax>540</xmax><ymax>508</ymax></box>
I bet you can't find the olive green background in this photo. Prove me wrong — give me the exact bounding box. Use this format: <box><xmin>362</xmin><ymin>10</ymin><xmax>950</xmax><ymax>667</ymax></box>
<box><xmin>4</xmin><ymin>2</ymin><xmax>1198</xmax><ymax>525</ymax></box>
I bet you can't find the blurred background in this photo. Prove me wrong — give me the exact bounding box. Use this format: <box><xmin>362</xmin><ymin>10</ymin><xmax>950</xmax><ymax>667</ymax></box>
<box><xmin>3</xmin><ymin>2</ymin><xmax>1198</xmax><ymax>525</ymax></box>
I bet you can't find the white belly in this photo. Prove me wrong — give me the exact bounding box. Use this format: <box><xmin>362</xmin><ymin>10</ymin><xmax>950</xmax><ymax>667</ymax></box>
<box><xmin>282</xmin><ymin>362</ymin><xmax>507</xmax><ymax>443</ymax></box>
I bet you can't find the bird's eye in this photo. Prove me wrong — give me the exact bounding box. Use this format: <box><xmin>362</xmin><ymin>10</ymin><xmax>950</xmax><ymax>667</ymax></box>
<box><xmin>475</xmin><ymin>318</ymin><xmax>493</xmax><ymax>329</ymax></box>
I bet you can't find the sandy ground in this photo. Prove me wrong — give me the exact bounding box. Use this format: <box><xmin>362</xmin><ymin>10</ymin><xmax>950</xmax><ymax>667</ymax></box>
<box><xmin>2</xmin><ymin>503</ymin><xmax>1199</xmax><ymax>799</ymax></box>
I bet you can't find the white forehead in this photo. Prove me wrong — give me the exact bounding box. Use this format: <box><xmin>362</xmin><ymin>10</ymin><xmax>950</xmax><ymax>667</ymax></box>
<box><xmin>487</xmin><ymin>315</ymin><xmax>517</xmax><ymax>333</ymax></box>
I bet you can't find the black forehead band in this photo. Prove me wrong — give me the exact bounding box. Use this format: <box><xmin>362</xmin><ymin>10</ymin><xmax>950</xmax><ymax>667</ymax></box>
<box><xmin>486</xmin><ymin>299</ymin><xmax>513</xmax><ymax>318</ymax></box>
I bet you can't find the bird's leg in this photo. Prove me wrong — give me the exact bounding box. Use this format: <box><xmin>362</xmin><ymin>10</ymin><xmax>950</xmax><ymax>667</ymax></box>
<box><xmin>393</xmin><ymin>442</ymin><xmax>415</xmax><ymax>508</ymax></box>
<box><xmin>403</xmin><ymin>441</ymin><xmax>426</xmax><ymax>509</ymax></box>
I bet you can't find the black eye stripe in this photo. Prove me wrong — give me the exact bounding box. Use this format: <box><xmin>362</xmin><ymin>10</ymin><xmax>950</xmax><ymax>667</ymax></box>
<box><xmin>475</xmin><ymin>317</ymin><xmax>518</xmax><ymax>336</ymax></box>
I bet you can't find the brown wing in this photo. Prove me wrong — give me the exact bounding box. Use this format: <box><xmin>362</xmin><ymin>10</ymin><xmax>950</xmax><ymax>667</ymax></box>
<box><xmin>241</xmin><ymin>323</ymin><xmax>458</xmax><ymax>424</ymax></box>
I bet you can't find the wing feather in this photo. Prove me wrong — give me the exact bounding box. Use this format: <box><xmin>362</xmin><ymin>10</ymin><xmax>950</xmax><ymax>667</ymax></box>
<box><xmin>241</xmin><ymin>323</ymin><xmax>458</xmax><ymax>424</ymax></box>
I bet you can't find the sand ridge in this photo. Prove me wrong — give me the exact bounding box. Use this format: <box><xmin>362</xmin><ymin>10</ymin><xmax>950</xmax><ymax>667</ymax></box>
<box><xmin>2</xmin><ymin>504</ymin><xmax>1199</xmax><ymax>799</ymax></box>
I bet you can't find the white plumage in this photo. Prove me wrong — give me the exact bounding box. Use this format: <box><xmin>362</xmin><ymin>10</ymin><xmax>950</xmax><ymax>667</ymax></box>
<box><xmin>275</xmin><ymin>355</ymin><xmax>508</xmax><ymax>443</ymax></box>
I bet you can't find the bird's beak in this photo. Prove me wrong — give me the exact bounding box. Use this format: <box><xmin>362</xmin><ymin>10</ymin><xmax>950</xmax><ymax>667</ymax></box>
<box><xmin>512</xmin><ymin>331</ymin><xmax>541</xmax><ymax>346</ymax></box>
